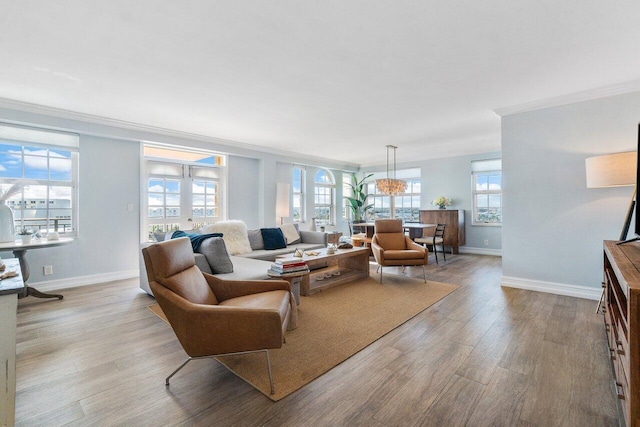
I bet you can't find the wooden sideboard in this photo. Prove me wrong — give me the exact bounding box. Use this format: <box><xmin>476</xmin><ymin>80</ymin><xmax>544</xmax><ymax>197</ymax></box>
<box><xmin>419</xmin><ymin>210</ymin><xmax>465</xmax><ymax>254</ymax></box>
<box><xmin>603</xmin><ymin>240</ymin><xmax>640</xmax><ymax>427</ymax></box>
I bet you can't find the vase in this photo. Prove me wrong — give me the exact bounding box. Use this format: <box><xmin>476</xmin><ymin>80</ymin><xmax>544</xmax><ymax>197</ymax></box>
<box><xmin>438</xmin><ymin>206</ymin><xmax>446</xmax><ymax>210</ymax></box>
<box><xmin>20</xmin><ymin>234</ymin><xmax>32</xmax><ymax>244</ymax></box>
<box><xmin>0</xmin><ymin>204</ymin><xmax>15</xmax><ymax>243</ymax></box>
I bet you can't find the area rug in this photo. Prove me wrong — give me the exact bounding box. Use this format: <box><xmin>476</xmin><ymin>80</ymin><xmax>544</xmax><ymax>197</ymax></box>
<box><xmin>148</xmin><ymin>273</ymin><xmax>459</xmax><ymax>401</ymax></box>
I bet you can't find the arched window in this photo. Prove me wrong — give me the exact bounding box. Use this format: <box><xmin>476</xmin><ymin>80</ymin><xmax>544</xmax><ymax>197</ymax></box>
<box><xmin>314</xmin><ymin>169</ymin><xmax>335</xmax><ymax>225</ymax></box>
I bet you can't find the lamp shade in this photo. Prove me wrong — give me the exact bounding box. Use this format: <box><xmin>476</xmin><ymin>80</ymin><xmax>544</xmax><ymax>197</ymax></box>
<box><xmin>276</xmin><ymin>183</ymin><xmax>290</xmax><ymax>218</ymax></box>
<box><xmin>585</xmin><ymin>151</ymin><xmax>636</xmax><ymax>188</ymax></box>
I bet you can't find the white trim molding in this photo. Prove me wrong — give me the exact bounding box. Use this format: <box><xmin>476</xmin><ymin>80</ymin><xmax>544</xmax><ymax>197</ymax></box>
<box><xmin>29</xmin><ymin>270</ymin><xmax>139</xmax><ymax>293</ymax></box>
<box><xmin>501</xmin><ymin>275</ymin><xmax>601</xmax><ymax>301</ymax></box>
<box><xmin>459</xmin><ymin>247</ymin><xmax>502</xmax><ymax>256</ymax></box>
<box><xmin>493</xmin><ymin>79</ymin><xmax>640</xmax><ymax>117</ymax></box>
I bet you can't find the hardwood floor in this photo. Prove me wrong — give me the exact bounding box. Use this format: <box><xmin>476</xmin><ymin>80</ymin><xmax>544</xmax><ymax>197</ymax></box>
<box><xmin>14</xmin><ymin>254</ymin><xmax>621</xmax><ymax>426</ymax></box>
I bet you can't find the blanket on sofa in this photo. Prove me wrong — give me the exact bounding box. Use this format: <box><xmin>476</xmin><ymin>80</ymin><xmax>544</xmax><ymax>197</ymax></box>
<box><xmin>171</xmin><ymin>230</ymin><xmax>223</xmax><ymax>251</ymax></box>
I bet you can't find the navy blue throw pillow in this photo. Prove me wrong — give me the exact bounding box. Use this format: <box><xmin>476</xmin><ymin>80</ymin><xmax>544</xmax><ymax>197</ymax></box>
<box><xmin>261</xmin><ymin>228</ymin><xmax>287</xmax><ymax>250</ymax></box>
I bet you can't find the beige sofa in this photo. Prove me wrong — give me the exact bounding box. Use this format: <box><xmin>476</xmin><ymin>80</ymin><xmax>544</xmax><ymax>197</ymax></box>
<box><xmin>139</xmin><ymin>223</ymin><xmax>327</xmax><ymax>296</ymax></box>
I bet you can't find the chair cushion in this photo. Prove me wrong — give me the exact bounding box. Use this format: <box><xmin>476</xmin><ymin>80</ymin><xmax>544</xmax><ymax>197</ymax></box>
<box><xmin>375</xmin><ymin>233</ymin><xmax>406</xmax><ymax>250</ymax></box>
<box><xmin>219</xmin><ymin>290</ymin><xmax>290</xmax><ymax>321</ymax></box>
<box><xmin>160</xmin><ymin>266</ymin><xmax>218</xmax><ymax>305</ymax></box>
<box><xmin>197</xmin><ymin>237</ymin><xmax>233</xmax><ymax>274</ymax></box>
<box><xmin>383</xmin><ymin>249</ymin><xmax>425</xmax><ymax>260</ymax></box>
<box><xmin>261</xmin><ymin>228</ymin><xmax>287</xmax><ymax>250</ymax></box>
<box><xmin>374</xmin><ymin>219</ymin><xmax>403</xmax><ymax>233</ymax></box>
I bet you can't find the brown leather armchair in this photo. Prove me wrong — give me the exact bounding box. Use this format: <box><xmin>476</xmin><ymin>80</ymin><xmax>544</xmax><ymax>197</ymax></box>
<box><xmin>142</xmin><ymin>237</ymin><xmax>297</xmax><ymax>394</ymax></box>
<box><xmin>371</xmin><ymin>219</ymin><xmax>428</xmax><ymax>283</ymax></box>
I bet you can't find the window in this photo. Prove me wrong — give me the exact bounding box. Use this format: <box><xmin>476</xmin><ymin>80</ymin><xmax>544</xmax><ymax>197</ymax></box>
<box><xmin>394</xmin><ymin>179</ymin><xmax>421</xmax><ymax>222</ymax></box>
<box><xmin>292</xmin><ymin>165</ymin><xmax>305</xmax><ymax>222</ymax></box>
<box><xmin>313</xmin><ymin>169</ymin><xmax>335</xmax><ymax>225</ymax></box>
<box><xmin>0</xmin><ymin>124</ymin><xmax>79</xmax><ymax>235</ymax></box>
<box><xmin>366</xmin><ymin>172</ymin><xmax>421</xmax><ymax>221</ymax></box>
<box><xmin>472</xmin><ymin>159</ymin><xmax>502</xmax><ymax>225</ymax></box>
<box><xmin>342</xmin><ymin>172</ymin><xmax>352</xmax><ymax>220</ymax></box>
<box><xmin>144</xmin><ymin>144</ymin><xmax>225</xmax><ymax>240</ymax></box>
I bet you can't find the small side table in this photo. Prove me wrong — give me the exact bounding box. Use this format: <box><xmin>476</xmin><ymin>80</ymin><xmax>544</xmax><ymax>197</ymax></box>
<box><xmin>326</xmin><ymin>231</ymin><xmax>343</xmax><ymax>245</ymax></box>
<box><xmin>267</xmin><ymin>270</ymin><xmax>309</xmax><ymax>305</ymax></box>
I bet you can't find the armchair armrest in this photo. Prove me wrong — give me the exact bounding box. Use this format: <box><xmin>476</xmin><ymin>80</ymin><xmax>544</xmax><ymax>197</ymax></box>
<box><xmin>204</xmin><ymin>273</ymin><xmax>290</xmax><ymax>302</ymax></box>
<box><xmin>371</xmin><ymin>241</ymin><xmax>384</xmax><ymax>263</ymax></box>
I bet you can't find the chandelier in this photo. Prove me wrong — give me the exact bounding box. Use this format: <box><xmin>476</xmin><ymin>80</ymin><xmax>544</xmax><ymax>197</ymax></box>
<box><xmin>376</xmin><ymin>145</ymin><xmax>407</xmax><ymax>195</ymax></box>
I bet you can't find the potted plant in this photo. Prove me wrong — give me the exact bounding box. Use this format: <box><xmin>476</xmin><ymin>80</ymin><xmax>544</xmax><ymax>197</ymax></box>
<box><xmin>18</xmin><ymin>228</ymin><xmax>33</xmax><ymax>244</ymax></box>
<box><xmin>345</xmin><ymin>172</ymin><xmax>374</xmax><ymax>223</ymax></box>
<box><xmin>432</xmin><ymin>196</ymin><xmax>452</xmax><ymax>209</ymax></box>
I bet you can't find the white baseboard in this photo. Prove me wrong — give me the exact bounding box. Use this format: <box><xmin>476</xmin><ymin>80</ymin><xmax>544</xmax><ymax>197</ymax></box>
<box><xmin>29</xmin><ymin>270</ymin><xmax>139</xmax><ymax>292</ymax></box>
<box><xmin>501</xmin><ymin>276</ymin><xmax>602</xmax><ymax>300</ymax></box>
<box><xmin>458</xmin><ymin>247</ymin><xmax>502</xmax><ymax>256</ymax></box>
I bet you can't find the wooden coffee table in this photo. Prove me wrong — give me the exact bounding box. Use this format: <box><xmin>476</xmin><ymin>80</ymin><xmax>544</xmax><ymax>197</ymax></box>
<box><xmin>277</xmin><ymin>246</ymin><xmax>370</xmax><ymax>296</ymax></box>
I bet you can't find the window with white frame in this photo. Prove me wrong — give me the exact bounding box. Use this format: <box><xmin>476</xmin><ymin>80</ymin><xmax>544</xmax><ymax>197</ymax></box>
<box><xmin>314</xmin><ymin>168</ymin><xmax>335</xmax><ymax>225</ymax></box>
<box><xmin>292</xmin><ymin>165</ymin><xmax>305</xmax><ymax>222</ymax></box>
<box><xmin>366</xmin><ymin>170</ymin><xmax>421</xmax><ymax>221</ymax></box>
<box><xmin>0</xmin><ymin>124</ymin><xmax>79</xmax><ymax>235</ymax></box>
<box><xmin>394</xmin><ymin>179</ymin><xmax>421</xmax><ymax>222</ymax></box>
<box><xmin>144</xmin><ymin>144</ymin><xmax>225</xmax><ymax>240</ymax></box>
<box><xmin>472</xmin><ymin>159</ymin><xmax>502</xmax><ymax>225</ymax></box>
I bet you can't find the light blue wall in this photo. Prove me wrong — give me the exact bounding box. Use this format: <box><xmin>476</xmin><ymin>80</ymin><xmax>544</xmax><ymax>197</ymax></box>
<box><xmin>227</xmin><ymin>156</ymin><xmax>260</xmax><ymax>228</ymax></box>
<box><xmin>502</xmin><ymin>91</ymin><xmax>640</xmax><ymax>289</ymax></box>
<box><xmin>366</xmin><ymin>151</ymin><xmax>503</xmax><ymax>251</ymax></box>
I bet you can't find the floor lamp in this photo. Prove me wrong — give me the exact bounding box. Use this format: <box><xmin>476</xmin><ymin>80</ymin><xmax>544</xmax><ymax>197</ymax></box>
<box><xmin>585</xmin><ymin>151</ymin><xmax>637</xmax><ymax>312</ymax></box>
<box><xmin>276</xmin><ymin>183</ymin><xmax>290</xmax><ymax>225</ymax></box>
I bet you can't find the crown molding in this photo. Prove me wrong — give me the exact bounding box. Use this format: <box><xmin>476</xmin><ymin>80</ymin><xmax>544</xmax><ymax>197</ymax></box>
<box><xmin>494</xmin><ymin>79</ymin><xmax>640</xmax><ymax>117</ymax></box>
<box><xmin>0</xmin><ymin>97</ymin><xmax>360</xmax><ymax>170</ymax></box>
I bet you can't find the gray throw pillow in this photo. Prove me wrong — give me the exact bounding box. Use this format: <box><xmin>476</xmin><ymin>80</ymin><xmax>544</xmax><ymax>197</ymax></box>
<box><xmin>197</xmin><ymin>237</ymin><xmax>233</xmax><ymax>274</ymax></box>
<box><xmin>247</xmin><ymin>229</ymin><xmax>264</xmax><ymax>250</ymax></box>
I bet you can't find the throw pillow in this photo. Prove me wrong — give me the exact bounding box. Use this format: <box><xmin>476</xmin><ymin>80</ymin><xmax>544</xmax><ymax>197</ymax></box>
<box><xmin>197</xmin><ymin>237</ymin><xmax>233</xmax><ymax>274</ymax></box>
<box><xmin>279</xmin><ymin>223</ymin><xmax>301</xmax><ymax>245</ymax></box>
<box><xmin>201</xmin><ymin>220</ymin><xmax>252</xmax><ymax>255</ymax></box>
<box><xmin>247</xmin><ymin>229</ymin><xmax>265</xmax><ymax>250</ymax></box>
<box><xmin>261</xmin><ymin>228</ymin><xmax>287</xmax><ymax>250</ymax></box>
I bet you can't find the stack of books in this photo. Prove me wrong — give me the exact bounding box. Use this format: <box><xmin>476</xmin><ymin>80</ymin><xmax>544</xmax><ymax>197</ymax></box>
<box><xmin>269</xmin><ymin>259</ymin><xmax>309</xmax><ymax>275</ymax></box>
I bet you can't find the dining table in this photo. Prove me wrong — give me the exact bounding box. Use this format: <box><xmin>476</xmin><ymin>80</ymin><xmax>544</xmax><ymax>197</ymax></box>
<box><xmin>352</xmin><ymin>222</ymin><xmax>436</xmax><ymax>240</ymax></box>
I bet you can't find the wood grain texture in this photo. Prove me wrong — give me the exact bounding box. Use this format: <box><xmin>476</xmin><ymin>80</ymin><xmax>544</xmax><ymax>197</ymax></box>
<box><xmin>14</xmin><ymin>253</ymin><xmax>620</xmax><ymax>426</ymax></box>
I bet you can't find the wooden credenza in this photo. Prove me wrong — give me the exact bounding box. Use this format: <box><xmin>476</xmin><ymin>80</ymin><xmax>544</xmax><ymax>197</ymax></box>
<box><xmin>419</xmin><ymin>209</ymin><xmax>465</xmax><ymax>254</ymax></box>
<box><xmin>603</xmin><ymin>240</ymin><xmax>640</xmax><ymax>427</ymax></box>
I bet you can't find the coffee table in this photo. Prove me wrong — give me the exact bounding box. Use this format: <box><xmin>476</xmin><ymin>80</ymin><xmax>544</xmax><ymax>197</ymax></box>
<box><xmin>277</xmin><ymin>246</ymin><xmax>370</xmax><ymax>296</ymax></box>
<box><xmin>267</xmin><ymin>269</ymin><xmax>306</xmax><ymax>305</ymax></box>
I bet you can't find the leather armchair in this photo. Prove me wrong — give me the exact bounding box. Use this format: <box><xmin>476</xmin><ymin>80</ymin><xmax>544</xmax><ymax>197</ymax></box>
<box><xmin>371</xmin><ymin>219</ymin><xmax>428</xmax><ymax>283</ymax></box>
<box><xmin>142</xmin><ymin>237</ymin><xmax>297</xmax><ymax>394</ymax></box>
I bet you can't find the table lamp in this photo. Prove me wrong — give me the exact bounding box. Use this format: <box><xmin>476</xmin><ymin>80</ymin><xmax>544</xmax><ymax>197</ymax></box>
<box><xmin>585</xmin><ymin>151</ymin><xmax>637</xmax><ymax>241</ymax></box>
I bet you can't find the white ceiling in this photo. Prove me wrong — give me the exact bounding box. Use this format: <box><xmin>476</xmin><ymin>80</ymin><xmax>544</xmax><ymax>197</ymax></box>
<box><xmin>2</xmin><ymin>1</ymin><xmax>640</xmax><ymax>166</ymax></box>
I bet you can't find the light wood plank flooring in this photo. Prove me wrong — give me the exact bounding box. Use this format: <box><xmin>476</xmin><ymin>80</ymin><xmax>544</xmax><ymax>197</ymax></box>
<box><xmin>14</xmin><ymin>254</ymin><xmax>621</xmax><ymax>426</ymax></box>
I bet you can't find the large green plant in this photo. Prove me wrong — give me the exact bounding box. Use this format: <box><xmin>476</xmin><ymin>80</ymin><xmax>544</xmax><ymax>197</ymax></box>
<box><xmin>345</xmin><ymin>172</ymin><xmax>374</xmax><ymax>222</ymax></box>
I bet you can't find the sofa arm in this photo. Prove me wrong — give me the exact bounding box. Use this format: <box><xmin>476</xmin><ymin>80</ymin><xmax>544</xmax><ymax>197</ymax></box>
<box><xmin>299</xmin><ymin>230</ymin><xmax>328</xmax><ymax>246</ymax></box>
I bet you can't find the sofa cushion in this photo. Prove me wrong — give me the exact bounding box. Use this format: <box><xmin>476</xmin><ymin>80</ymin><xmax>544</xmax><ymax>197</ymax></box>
<box><xmin>201</xmin><ymin>220</ymin><xmax>252</xmax><ymax>255</ymax></box>
<box><xmin>171</xmin><ymin>230</ymin><xmax>223</xmax><ymax>251</ymax></box>
<box><xmin>247</xmin><ymin>229</ymin><xmax>265</xmax><ymax>250</ymax></box>
<box><xmin>261</xmin><ymin>228</ymin><xmax>287</xmax><ymax>250</ymax></box>
<box><xmin>197</xmin><ymin>236</ymin><xmax>233</xmax><ymax>274</ymax></box>
<box><xmin>279</xmin><ymin>223</ymin><xmax>301</xmax><ymax>245</ymax></box>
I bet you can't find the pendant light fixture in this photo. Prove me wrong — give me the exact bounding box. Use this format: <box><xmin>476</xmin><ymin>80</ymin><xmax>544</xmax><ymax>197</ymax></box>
<box><xmin>376</xmin><ymin>145</ymin><xmax>407</xmax><ymax>195</ymax></box>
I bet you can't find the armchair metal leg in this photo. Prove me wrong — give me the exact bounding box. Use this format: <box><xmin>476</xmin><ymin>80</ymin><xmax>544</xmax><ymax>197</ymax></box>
<box><xmin>165</xmin><ymin>350</ymin><xmax>275</xmax><ymax>395</ymax></box>
<box><xmin>422</xmin><ymin>264</ymin><xmax>427</xmax><ymax>283</ymax></box>
<box><xmin>166</xmin><ymin>357</ymin><xmax>193</xmax><ymax>386</ymax></box>
<box><xmin>379</xmin><ymin>266</ymin><xmax>383</xmax><ymax>283</ymax></box>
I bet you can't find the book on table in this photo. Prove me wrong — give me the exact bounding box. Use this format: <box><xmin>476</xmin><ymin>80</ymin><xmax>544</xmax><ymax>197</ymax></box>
<box><xmin>269</xmin><ymin>260</ymin><xmax>309</xmax><ymax>275</ymax></box>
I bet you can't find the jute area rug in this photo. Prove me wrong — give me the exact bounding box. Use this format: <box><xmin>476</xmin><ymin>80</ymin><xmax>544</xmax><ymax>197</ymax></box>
<box><xmin>148</xmin><ymin>273</ymin><xmax>459</xmax><ymax>401</ymax></box>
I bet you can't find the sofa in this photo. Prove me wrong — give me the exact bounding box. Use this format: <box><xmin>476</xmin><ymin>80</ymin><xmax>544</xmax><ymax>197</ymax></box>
<box><xmin>139</xmin><ymin>222</ymin><xmax>327</xmax><ymax>296</ymax></box>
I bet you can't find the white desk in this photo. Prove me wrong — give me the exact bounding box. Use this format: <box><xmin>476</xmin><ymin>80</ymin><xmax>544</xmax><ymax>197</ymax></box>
<box><xmin>0</xmin><ymin>258</ymin><xmax>24</xmax><ymax>427</ymax></box>
<box><xmin>0</xmin><ymin>237</ymin><xmax>73</xmax><ymax>299</ymax></box>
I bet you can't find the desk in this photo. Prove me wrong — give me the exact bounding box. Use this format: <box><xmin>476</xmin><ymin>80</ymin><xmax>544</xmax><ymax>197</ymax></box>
<box><xmin>0</xmin><ymin>258</ymin><xmax>24</xmax><ymax>427</ymax></box>
<box><xmin>0</xmin><ymin>237</ymin><xmax>73</xmax><ymax>300</ymax></box>
<box><xmin>352</xmin><ymin>222</ymin><xmax>436</xmax><ymax>240</ymax></box>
